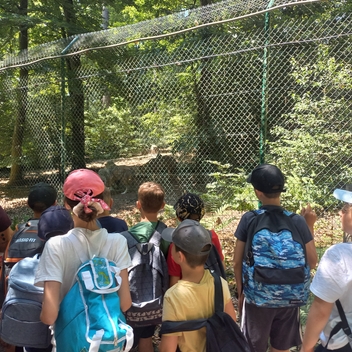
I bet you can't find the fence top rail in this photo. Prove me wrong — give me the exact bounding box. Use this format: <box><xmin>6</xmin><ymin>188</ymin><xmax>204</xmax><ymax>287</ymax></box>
<box><xmin>0</xmin><ymin>0</ymin><xmax>322</xmax><ymax>71</ymax></box>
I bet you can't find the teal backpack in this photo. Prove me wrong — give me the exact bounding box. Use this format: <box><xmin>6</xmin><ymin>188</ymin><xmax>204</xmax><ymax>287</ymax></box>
<box><xmin>55</xmin><ymin>233</ymin><xmax>134</xmax><ymax>352</ymax></box>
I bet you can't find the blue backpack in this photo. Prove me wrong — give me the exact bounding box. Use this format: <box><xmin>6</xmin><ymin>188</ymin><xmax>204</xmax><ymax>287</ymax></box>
<box><xmin>0</xmin><ymin>255</ymin><xmax>51</xmax><ymax>348</ymax></box>
<box><xmin>242</xmin><ymin>208</ymin><xmax>310</xmax><ymax>308</ymax></box>
<box><xmin>54</xmin><ymin>234</ymin><xmax>134</xmax><ymax>352</ymax></box>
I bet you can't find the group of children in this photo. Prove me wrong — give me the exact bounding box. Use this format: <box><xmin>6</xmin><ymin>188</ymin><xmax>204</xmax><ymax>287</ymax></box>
<box><xmin>0</xmin><ymin>163</ymin><xmax>351</xmax><ymax>352</ymax></box>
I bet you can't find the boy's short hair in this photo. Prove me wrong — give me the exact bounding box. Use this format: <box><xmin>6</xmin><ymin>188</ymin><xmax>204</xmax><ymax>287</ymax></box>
<box><xmin>162</xmin><ymin>219</ymin><xmax>212</xmax><ymax>267</ymax></box>
<box><xmin>27</xmin><ymin>182</ymin><xmax>57</xmax><ymax>213</ymax></box>
<box><xmin>174</xmin><ymin>244</ymin><xmax>211</xmax><ymax>268</ymax></box>
<box><xmin>138</xmin><ymin>182</ymin><xmax>165</xmax><ymax>213</ymax></box>
<box><xmin>38</xmin><ymin>205</ymin><xmax>74</xmax><ymax>240</ymax></box>
<box><xmin>247</xmin><ymin>164</ymin><xmax>286</xmax><ymax>194</ymax></box>
<box><xmin>174</xmin><ymin>193</ymin><xmax>205</xmax><ymax>221</ymax></box>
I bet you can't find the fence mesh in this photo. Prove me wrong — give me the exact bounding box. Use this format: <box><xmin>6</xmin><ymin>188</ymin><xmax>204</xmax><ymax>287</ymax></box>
<box><xmin>0</xmin><ymin>0</ymin><xmax>350</xmax><ymax>249</ymax></box>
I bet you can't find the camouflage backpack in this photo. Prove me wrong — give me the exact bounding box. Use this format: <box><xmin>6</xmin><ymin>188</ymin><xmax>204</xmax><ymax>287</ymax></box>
<box><xmin>242</xmin><ymin>208</ymin><xmax>310</xmax><ymax>308</ymax></box>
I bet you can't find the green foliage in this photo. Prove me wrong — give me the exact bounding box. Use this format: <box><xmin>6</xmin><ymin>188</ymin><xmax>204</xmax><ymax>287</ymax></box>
<box><xmin>269</xmin><ymin>45</ymin><xmax>352</xmax><ymax>210</ymax></box>
<box><xmin>201</xmin><ymin>160</ymin><xmax>257</xmax><ymax>212</ymax></box>
<box><xmin>85</xmin><ymin>98</ymin><xmax>142</xmax><ymax>160</ymax></box>
<box><xmin>139</xmin><ymin>103</ymin><xmax>193</xmax><ymax>148</ymax></box>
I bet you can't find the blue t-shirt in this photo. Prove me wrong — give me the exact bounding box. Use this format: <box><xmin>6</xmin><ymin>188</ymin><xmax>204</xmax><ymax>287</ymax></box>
<box><xmin>98</xmin><ymin>216</ymin><xmax>128</xmax><ymax>233</ymax></box>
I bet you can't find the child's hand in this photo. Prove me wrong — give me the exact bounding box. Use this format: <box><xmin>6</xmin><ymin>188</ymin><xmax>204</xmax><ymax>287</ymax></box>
<box><xmin>300</xmin><ymin>203</ymin><xmax>317</xmax><ymax>235</ymax></box>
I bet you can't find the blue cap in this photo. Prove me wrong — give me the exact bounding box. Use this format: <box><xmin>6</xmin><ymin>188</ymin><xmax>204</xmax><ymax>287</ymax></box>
<box><xmin>333</xmin><ymin>189</ymin><xmax>352</xmax><ymax>204</ymax></box>
<box><xmin>38</xmin><ymin>205</ymin><xmax>74</xmax><ymax>240</ymax></box>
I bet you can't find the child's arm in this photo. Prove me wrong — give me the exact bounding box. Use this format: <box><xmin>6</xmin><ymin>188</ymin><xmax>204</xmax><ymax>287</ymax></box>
<box><xmin>40</xmin><ymin>280</ymin><xmax>61</xmax><ymax>325</ymax></box>
<box><xmin>301</xmin><ymin>296</ymin><xmax>333</xmax><ymax>352</ymax></box>
<box><xmin>233</xmin><ymin>239</ymin><xmax>245</xmax><ymax>315</ymax></box>
<box><xmin>159</xmin><ymin>334</ymin><xmax>178</xmax><ymax>352</ymax></box>
<box><xmin>301</xmin><ymin>203</ymin><xmax>317</xmax><ymax>236</ymax></box>
<box><xmin>224</xmin><ymin>299</ymin><xmax>237</xmax><ymax>322</ymax></box>
<box><xmin>305</xmin><ymin>240</ymin><xmax>318</xmax><ymax>270</ymax></box>
<box><xmin>301</xmin><ymin>204</ymin><xmax>318</xmax><ymax>269</ymax></box>
<box><xmin>118</xmin><ymin>268</ymin><xmax>132</xmax><ymax>313</ymax></box>
<box><xmin>1</xmin><ymin>226</ymin><xmax>13</xmax><ymax>242</ymax></box>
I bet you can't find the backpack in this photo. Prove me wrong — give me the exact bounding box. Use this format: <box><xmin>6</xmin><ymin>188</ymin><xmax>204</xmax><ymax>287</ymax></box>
<box><xmin>5</xmin><ymin>220</ymin><xmax>43</xmax><ymax>264</ymax></box>
<box><xmin>120</xmin><ymin>221</ymin><xmax>168</xmax><ymax>327</ymax></box>
<box><xmin>242</xmin><ymin>208</ymin><xmax>310</xmax><ymax>308</ymax></box>
<box><xmin>54</xmin><ymin>233</ymin><xmax>134</xmax><ymax>352</ymax></box>
<box><xmin>323</xmin><ymin>300</ymin><xmax>352</xmax><ymax>351</ymax></box>
<box><xmin>0</xmin><ymin>255</ymin><xmax>52</xmax><ymax>349</ymax></box>
<box><xmin>0</xmin><ymin>219</ymin><xmax>43</xmax><ymax>306</ymax></box>
<box><xmin>160</xmin><ymin>271</ymin><xmax>251</xmax><ymax>352</ymax></box>
<box><xmin>204</xmin><ymin>231</ymin><xmax>226</xmax><ymax>280</ymax></box>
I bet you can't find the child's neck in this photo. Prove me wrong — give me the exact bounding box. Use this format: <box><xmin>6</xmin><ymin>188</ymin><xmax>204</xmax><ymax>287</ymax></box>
<box><xmin>180</xmin><ymin>265</ymin><xmax>205</xmax><ymax>284</ymax></box>
<box><xmin>74</xmin><ymin>217</ymin><xmax>100</xmax><ymax>231</ymax></box>
<box><xmin>139</xmin><ymin>211</ymin><xmax>159</xmax><ymax>223</ymax></box>
<box><xmin>260</xmin><ymin>199</ymin><xmax>281</xmax><ymax>206</ymax></box>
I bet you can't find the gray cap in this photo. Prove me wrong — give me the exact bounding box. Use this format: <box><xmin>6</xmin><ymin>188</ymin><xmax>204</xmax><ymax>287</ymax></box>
<box><xmin>161</xmin><ymin>219</ymin><xmax>212</xmax><ymax>256</ymax></box>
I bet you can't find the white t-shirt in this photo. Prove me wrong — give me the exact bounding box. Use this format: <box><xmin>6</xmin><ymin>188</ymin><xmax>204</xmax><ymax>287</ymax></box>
<box><xmin>35</xmin><ymin>227</ymin><xmax>132</xmax><ymax>302</ymax></box>
<box><xmin>310</xmin><ymin>243</ymin><xmax>352</xmax><ymax>349</ymax></box>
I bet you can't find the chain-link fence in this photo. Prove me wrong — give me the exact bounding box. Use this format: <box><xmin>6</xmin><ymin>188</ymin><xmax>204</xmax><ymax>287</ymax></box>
<box><xmin>0</xmin><ymin>0</ymin><xmax>351</xmax><ymax>246</ymax></box>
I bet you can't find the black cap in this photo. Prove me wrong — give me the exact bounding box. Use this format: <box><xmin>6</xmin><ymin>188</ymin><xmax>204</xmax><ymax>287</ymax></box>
<box><xmin>27</xmin><ymin>182</ymin><xmax>57</xmax><ymax>210</ymax></box>
<box><xmin>247</xmin><ymin>164</ymin><xmax>286</xmax><ymax>194</ymax></box>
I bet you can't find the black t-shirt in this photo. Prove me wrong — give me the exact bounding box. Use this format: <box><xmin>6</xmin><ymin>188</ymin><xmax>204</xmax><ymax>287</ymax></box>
<box><xmin>234</xmin><ymin>205</ymin><xmax>313</xmax><ymax>244</ymax></box>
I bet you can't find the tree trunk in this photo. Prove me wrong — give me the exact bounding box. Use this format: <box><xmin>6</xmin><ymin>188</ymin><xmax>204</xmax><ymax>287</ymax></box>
<box><xmin>8</xmin><ymin>0</ymin><xmax>28</xmax><ymax>185</ymax></box>
<box><xmin>62</xmin><ymin>0</ymin><xmax>86</xmax><ymax>170</ymax></box>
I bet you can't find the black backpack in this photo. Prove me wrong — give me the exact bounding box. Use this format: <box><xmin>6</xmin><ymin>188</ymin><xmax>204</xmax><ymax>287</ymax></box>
<box><xmin>323</xmin><ymin>300</ymin><xmax>352</xmax><ymax>351</ymax></box>
<box><xmin>160</xmin><ymin>272</ymin><xmax>251</xmax><ymax>352</ymax></box>
<box><xmin>205</xmin><ymin>231</ymin><xmax>226</xmax><ymax>279</ymax></box>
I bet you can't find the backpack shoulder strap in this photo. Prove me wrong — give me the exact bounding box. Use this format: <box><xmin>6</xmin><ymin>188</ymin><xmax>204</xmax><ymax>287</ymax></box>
<box><xmin>244</xmin><ymin>210</ymin><xmax>260</xmax><ymax>262</ymax></box>
<box><xmin>325</xmin><ymin>299</ymin><xmax>352</xmax><ymax>349</ymax></box>
<box><xmin>67</xmin><ymin>233</ymin><xmax>88</xmax><ymax>263</ymax></box>
<box><xmin>120</xmin><ymin>230</ymin><xmax>139</xmax><ymax>249</ymax></box>
<box><xmin>149</xmin><ymin>221</ymin><xmax>167</xmax><ymax>247</ymax></box>
<box><xmin>160</xmin><ymin>271</ymin><xmax>223</xmax><ymax>335</ymax></box>
<box><xmin>206</xmin><ymin>230</ymin><xmax>227</xmax><ymax>279</ymax></box>
<box><xmin>67</xmin><ymin>230</ymin><xmax>113</xmax><ymax>262</ymax></box>
<box><xmin>212</xmin><ymin>271</ymin><xmax>224</xmax><ymax>313</ymax></box>
<box><xmin>336</xmin><ymin>300</ymin><xmax>352</xmax><ymax>338</ymax></box>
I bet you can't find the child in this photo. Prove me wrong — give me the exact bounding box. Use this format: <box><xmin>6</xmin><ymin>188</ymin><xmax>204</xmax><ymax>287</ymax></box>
<box><xmin>123</xmin><ymin>181</ymin><xmax>168</xmax><ymax>352</ymax></box>
<box><xmin>166</xmin><ymin>193</ymin><xmax>225</xmax><ymax>287</ymax></box>
<box><xmin>233</xmin><ymin>163</ymin><xmax>317</xmax><ymax>352</ymax></box>
<box><xmin>27</xmin><ymin>182</ymin><xmax>57</xmax><ymax>220</ymax></box>
<box><xmin>34</xmin><ymin>169</ymin><xmax>132</xmax><ymax>326</ymax></box>
<box><xmin>97</xmin><ymin>186</ymin><xmax>128</xmax><ymax>233</ymax></box>
<box><xmin>302</xmin><ymin>188</ymin><xmax>352</xmax><ymax>352</ymax></box>
<box><xmin>37</xmin><ymin>205</ymin><xmax>74</xmax><ymax>241</ymax></box>
<box><xmin>159</xmin><ymin>219</ymin><xmax>236</xmax><ymax>352</ymax></box>
<box><xmin>25</xmin><ymin>206</ymin><xmax>74</xmax><ymax>352</ymax></box>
